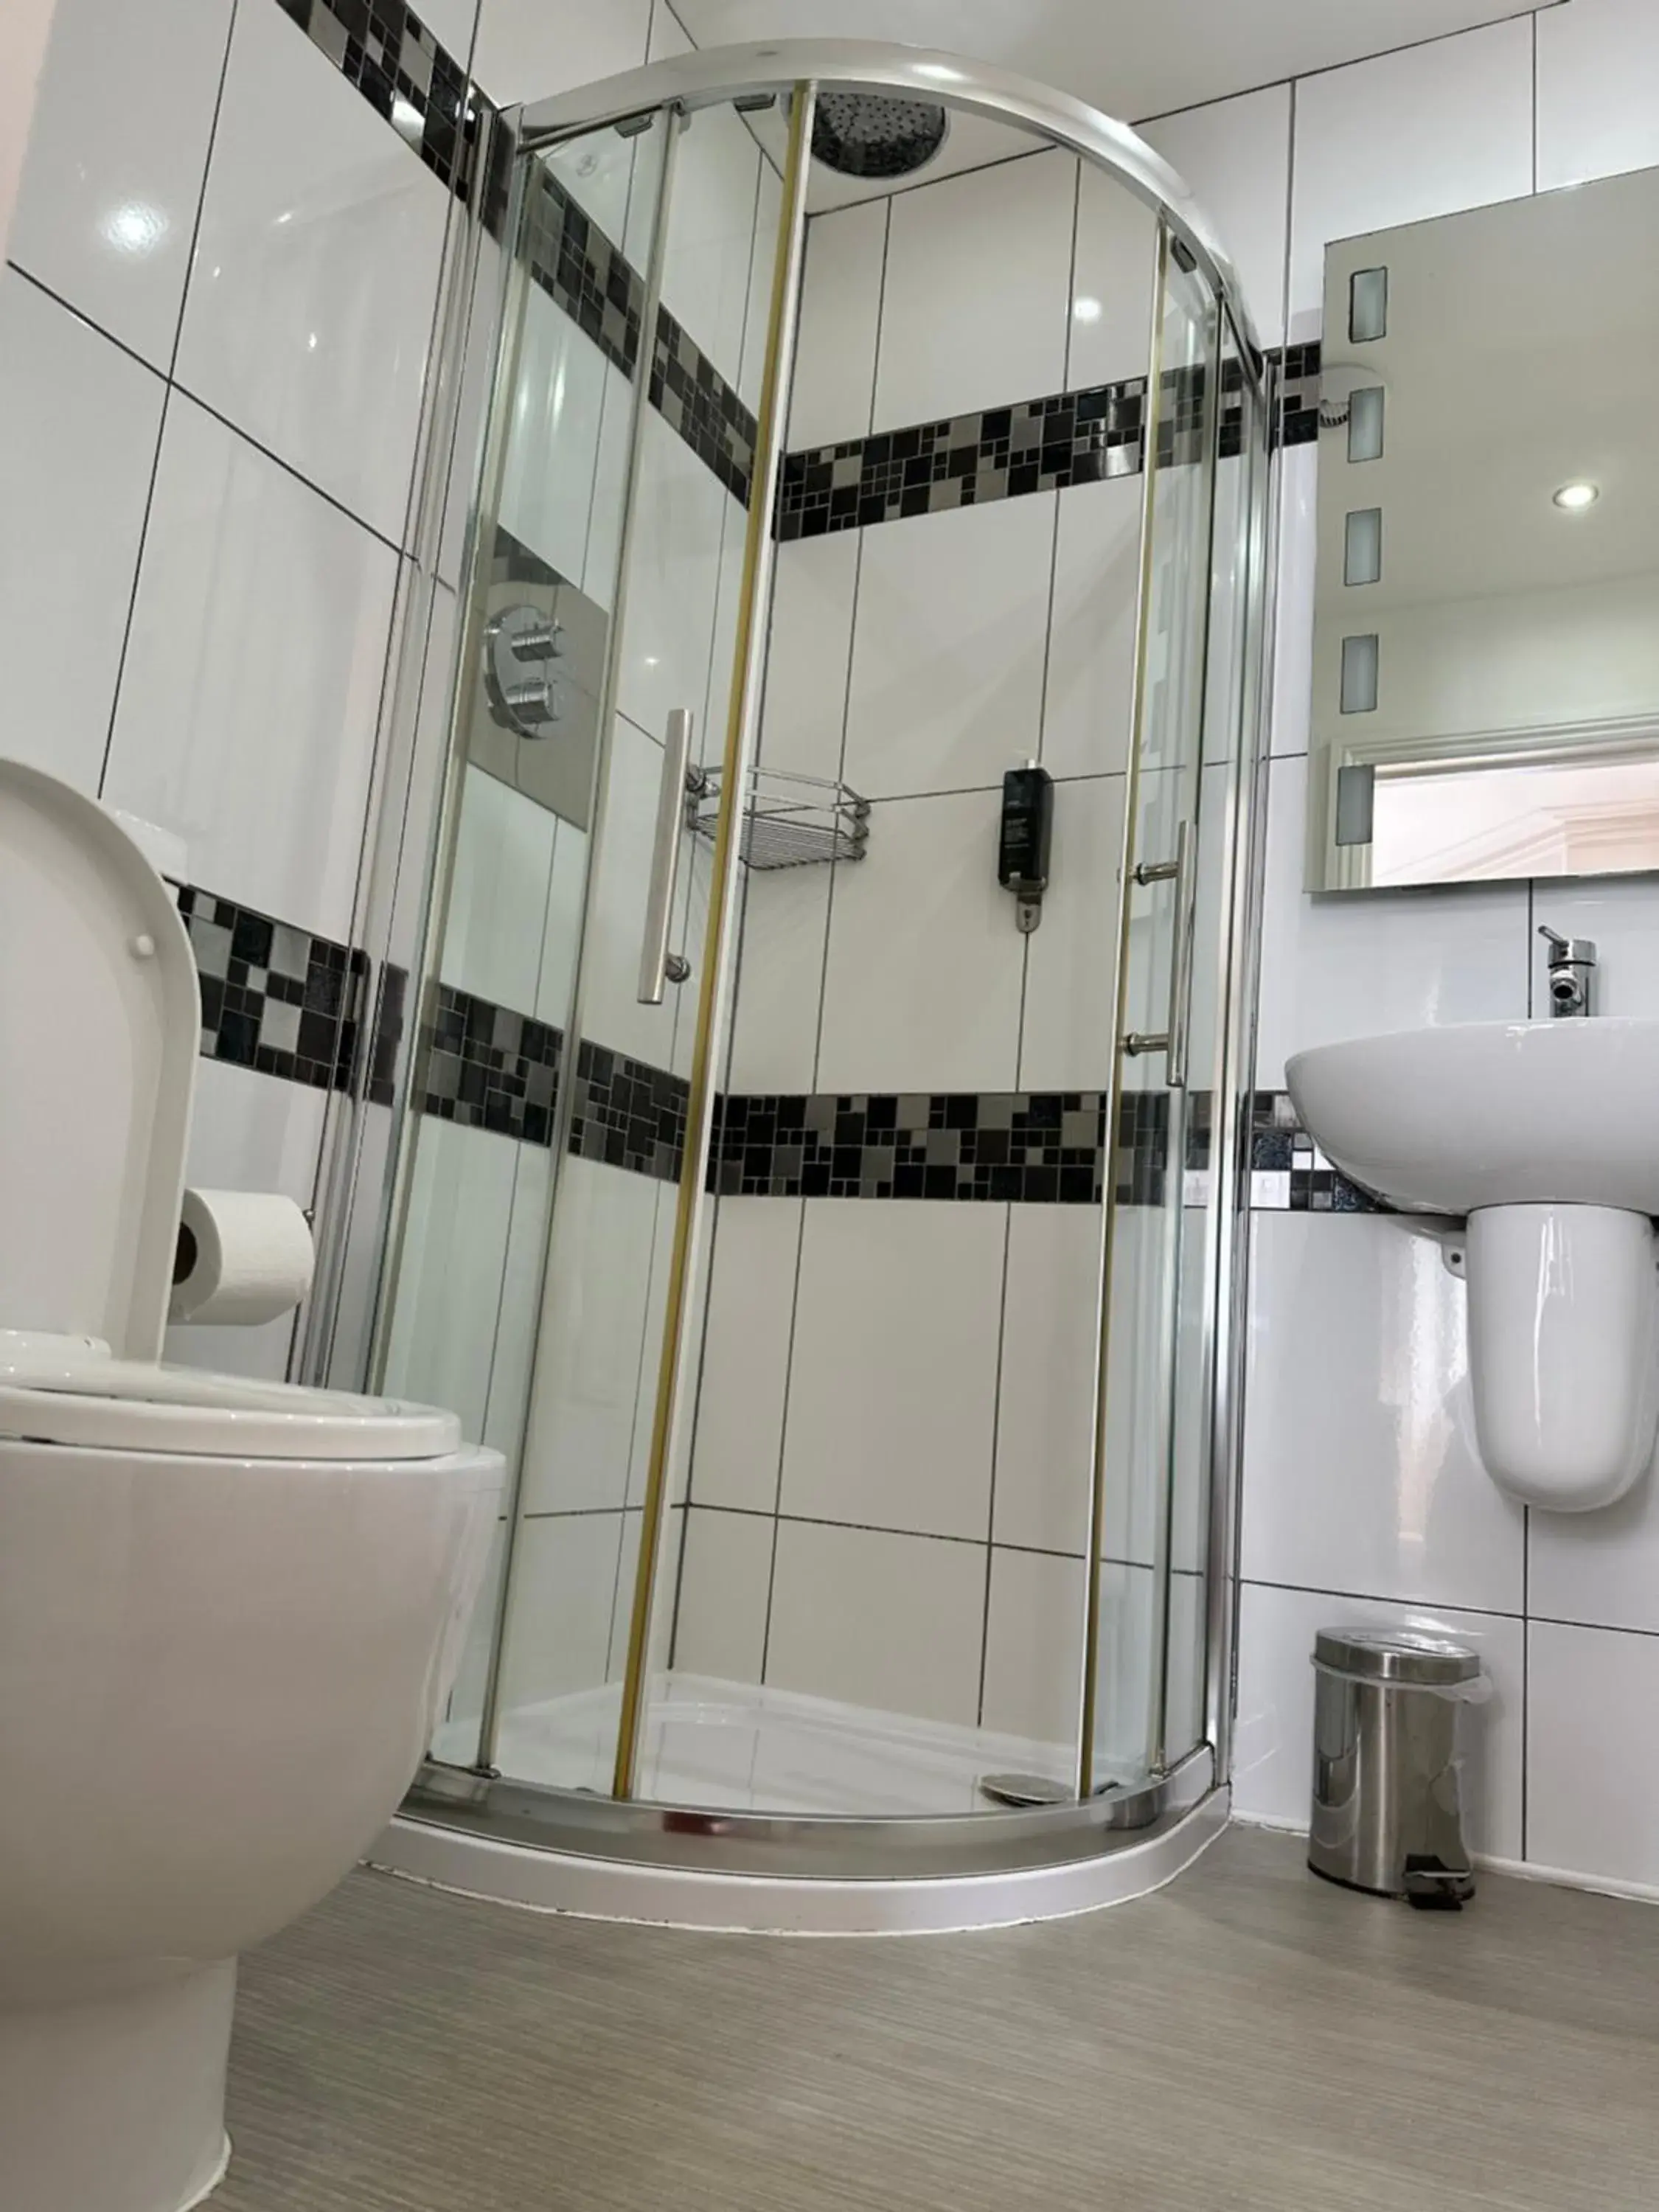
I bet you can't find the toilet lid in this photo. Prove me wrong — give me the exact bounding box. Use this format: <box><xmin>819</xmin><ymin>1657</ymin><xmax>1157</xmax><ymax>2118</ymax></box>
<box><xmin>0</xmin><ymin>1361</ymin><xmax>463</xmax><ymax>1461</ymax></box>
<box><xmin>0</xmin><ymin>761</ymin><xmax>199</xmax><ymax>1360</ymax></box>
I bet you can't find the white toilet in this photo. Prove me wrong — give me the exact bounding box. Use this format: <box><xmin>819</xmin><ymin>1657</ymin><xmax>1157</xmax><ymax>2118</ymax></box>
<box><xmin>0</xmin><ymin>758</ymin><xmax>504</xmax><ymax>2211</ymax></box>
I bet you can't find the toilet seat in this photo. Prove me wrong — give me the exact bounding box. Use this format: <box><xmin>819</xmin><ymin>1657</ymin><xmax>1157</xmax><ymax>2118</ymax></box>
<box><xmin>0</xmin><ymin>1360</ymin><xmax>461</xmax><ymax>1460</ymax></box>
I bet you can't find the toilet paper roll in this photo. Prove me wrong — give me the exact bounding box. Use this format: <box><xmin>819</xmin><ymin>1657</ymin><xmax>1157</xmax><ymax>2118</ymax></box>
<box><xmin>169</xmin><ymin>1189</ymin><xmax>316</xmax><ymax>1326</ymax></box>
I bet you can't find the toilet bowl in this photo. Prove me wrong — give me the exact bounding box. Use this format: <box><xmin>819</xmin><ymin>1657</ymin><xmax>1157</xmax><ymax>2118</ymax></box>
<box><xmin>0</xmin><ymin>758</ymin><xmax>504</xmax><ymax>2211</ymax></box>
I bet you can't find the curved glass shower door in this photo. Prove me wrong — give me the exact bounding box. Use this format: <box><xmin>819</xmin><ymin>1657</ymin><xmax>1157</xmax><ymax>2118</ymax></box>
<box><xmin>358</xmin><ymin>43</ymin><xmax>1273</xmax><ymax>1860</ymax></box>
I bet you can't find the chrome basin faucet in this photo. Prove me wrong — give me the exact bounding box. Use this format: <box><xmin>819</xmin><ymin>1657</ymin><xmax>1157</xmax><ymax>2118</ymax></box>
<box><xmin>1540</xmin><ymin>924</ymin><xmax>1596</xmax><ymax>1018</ymax></box>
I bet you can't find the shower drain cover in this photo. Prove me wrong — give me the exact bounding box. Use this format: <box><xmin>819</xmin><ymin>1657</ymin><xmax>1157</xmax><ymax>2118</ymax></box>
<box><xmin>811</xmin><ymin>92</ymin><xmax>949</xmax><ymax>179</ymax></box>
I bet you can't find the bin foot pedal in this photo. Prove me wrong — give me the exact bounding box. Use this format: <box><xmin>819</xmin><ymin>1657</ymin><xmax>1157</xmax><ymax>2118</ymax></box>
<box><xmin>1403</xmin><ymin>1854</ymin><xmax>1475</xmax><ymax>1910</ymax></box>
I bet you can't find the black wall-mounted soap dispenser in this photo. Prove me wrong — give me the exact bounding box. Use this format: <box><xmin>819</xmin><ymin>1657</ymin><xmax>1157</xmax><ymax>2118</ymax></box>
<box><xmin>998</xmin><ymin>763</ymin><xmax>1053</xmax><ymax>933</ymax></box>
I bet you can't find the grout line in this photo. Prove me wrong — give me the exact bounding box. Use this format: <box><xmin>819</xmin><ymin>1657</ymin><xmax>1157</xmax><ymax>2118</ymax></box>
<box><xmin>164</xmin><ymin>0</ymin><xmax>240</xmax><ymax>384</ymax></box>
<box><xmin>94</xmin><ymin>0</ymin><xmax>243</xmax><ymax>804</ymax></box>
<box><xmin>976</xmin><ymin>1202</ymin><xmax>1016</xmax><ymax>1725</ymax></box>
<box><xmin>1242</xmin><ymin>1573</ymin><xmax>1523</xmax><ymax>1624</ymax></box>
<box><xmin>168</xmin><ymin>380</ymin><xmax>406</xmax><ymax>554</ymax></box>
<box><xmin>1129</xmin><ymin>2</ymin><xmax>1560</xmax><ymax>128</ymax></box>
<box><xmin>757</xmin><ymin>1196</ymin><xmax>810</xmax><ymax>1683</ymax></box>
<box><xmin>1279</xmin><ymin>78</ymin><xmax>1297</xmax><ymax>360</ymax></box>
<box><xmin>4</xmin><ymin>260</ymin><xmax>169</xmax><ymax>385</ymax></box>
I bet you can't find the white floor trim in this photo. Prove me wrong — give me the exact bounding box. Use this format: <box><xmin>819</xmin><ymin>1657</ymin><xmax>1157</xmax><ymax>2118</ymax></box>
<box><xmin>368</xmin><ymin>1786</ymin><xmax>1231</xmax><ymax>1935</ymax></box>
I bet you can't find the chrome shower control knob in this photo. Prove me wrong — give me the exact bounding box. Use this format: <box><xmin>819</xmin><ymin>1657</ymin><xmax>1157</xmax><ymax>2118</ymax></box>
<box><xmin>484</xmin><ymin>604</ymin><xmax>566</xmax><ymax>739</ymax></box>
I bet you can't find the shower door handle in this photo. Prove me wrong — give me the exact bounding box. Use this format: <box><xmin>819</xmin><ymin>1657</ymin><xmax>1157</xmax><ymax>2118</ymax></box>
<box><xmin>1123</xmin><ymin>818</ymin><xmax>1197</xmax><ymax>1089</ymax></box>
<box><xmin>638</xmin><ymin>706</ymin><xmax>696</xmax><ymax>1004</ymax></box>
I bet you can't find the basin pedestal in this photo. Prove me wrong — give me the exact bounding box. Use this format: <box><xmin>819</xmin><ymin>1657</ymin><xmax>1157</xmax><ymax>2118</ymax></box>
<box><xmin>1464</xmin><ymin>1203</ymin><xmax>1658</xmax><ymax>1511</ymax></box>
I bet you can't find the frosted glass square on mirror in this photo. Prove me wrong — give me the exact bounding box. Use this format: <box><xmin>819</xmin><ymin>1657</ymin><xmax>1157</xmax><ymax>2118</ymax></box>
<box><xmin>1308</xmin><ymin>164</ymin><xmax>1659</xmax><ymax>891</ymax></box>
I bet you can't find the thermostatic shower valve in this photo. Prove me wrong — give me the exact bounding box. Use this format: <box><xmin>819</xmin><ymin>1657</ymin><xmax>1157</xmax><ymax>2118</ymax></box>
<box><xmin>998</xmin><ymin>762</ymin><xmax>1053</xmax><ymax>933</ymax></box>
<box><xmin>484</xmin><ymin>602</ymin><xmax>566</xmax><ymax>739</ymax></box>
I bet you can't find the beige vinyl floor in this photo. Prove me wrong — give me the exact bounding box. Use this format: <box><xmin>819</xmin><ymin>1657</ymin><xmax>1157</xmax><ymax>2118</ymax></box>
<box><xmin>218</xmin><ymin>1823</ymin><xmax>1659</xmax><ymax>2211</ymax></box>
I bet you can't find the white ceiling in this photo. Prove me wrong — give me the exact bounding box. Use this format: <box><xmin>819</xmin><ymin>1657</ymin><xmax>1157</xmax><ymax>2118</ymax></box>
<box><xmin>670</xmin><ymin>0</ymin><xmax>1540</xmax><ymax>126</ymax></box>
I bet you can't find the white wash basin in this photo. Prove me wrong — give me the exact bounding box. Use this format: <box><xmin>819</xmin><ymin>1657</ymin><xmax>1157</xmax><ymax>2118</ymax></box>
<box><xmin>1286</xmin><ymin>1018</ymin><xmax>1659</xmax><ymax>1514</ymax></box>
<box><xmin>1285</xmin><ymin>1018</ymin><xmax>1659</xmax><ymax>1216</ymax></box>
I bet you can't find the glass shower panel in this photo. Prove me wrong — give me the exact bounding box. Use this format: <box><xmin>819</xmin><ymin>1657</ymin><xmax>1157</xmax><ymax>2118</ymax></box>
<box><xmin>1087</xmin><ymin>238</ymin><xmax>1220</xmax><ymax>1791</ymax></box>
<box><xmin>378</xmin><ymin>112</ymin><xmax>673</xmax><ymax>1772</ymax></box>
<box><xmin>485</xmin><ymin>96</ymin><xmax>796</xmax><ymax>1797</ymax></box>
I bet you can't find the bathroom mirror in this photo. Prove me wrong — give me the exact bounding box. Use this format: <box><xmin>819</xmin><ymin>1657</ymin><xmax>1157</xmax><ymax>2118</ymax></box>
<box><xmin>1306</xmin><ymin>161</ymin><xmax>1659</xmax><ymax>891</ymax></box>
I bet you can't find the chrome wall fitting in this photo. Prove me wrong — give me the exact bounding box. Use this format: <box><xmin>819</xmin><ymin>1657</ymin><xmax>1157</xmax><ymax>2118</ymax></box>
<box><xmin>484</xmin><ymin>602</ymin><xmax>566</xmax><ymax>738</ymax></box>
<box><xmin>1539</xmin><ymin>922</ymin><xmax>1596</xmax><ymax>1017</ymax></box>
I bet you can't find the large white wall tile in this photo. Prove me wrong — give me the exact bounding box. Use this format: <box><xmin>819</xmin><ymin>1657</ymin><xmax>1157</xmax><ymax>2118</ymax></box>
<box><xmin>1065</xmin><ymin>161</ymin><xmax>1157</xmax><ymax>386</ymax></box>
<box><xmin>687</xmin><ymin>1197</ymin><xmax>801</xmax><ymax>1514</ymax></box>
<box><xmin>164</xmin><ymin>1057</ymin><xmax>327</xmax><ymax>1385</ymax></box>
<box><xmin>0</xmin><ymin>270</ymin><xmax>164</xmax><ymax>795</ymax></box>
<box><xmin>1231</xmin><ymin>1579</ymin><xmax>1523</xmax><ymax>1857</ymax></box>
<box><xmin>1018</xmin><ymin>774</ymin><xmax>1125</xmax><ymax>1091</ymax></box>
<box><xmin>1268</xmin><ymin>442</ymin><xmax>1317</xmax><ymax>759</ymax></box>
<box><xmin>781</xmin><ymin>1201</ymin><xmax>1004</xmax><ymax>1541</ymax></box>
<box><xmin>1530</xmin><ymin>1461</ymin><xmax>1659</xmax><ymax>1640</ymax></box>
<box><xmin>383</xmin><ymin>1116</ymin><xmax>518</xmax><ymax>1439</ymax></box>
<box><xmin>1243</xmin><ymin>1213</ymin><xmax>1525</xmax><ymax>1615</ymax></box>
<box><xmin>1537</xmin><ymin>0</ymin><xmax>1659</xmax><ymax>192</ymax></box>
<box><xmin>175</xmin><ymin>0</ymin><xmax>450</xmax><ymax>546</ymax></box>
<box><xmin>440</xmin><ymin>766</ymin><xmax>557</xmax><ymax>1015</ymax></box>
<box><xmin>672</xmin><ymin>1506</ymin><xmax>773</xmax><ymax>1681</ymax></box>
<box><xmin>727</xmin><ymin>863</ymin><xmax>830</xmax><ymax>1095</ymax></box>
<box><xmin>844</xmin><ymin>493</ymin><xmax>1055</xmax><ymax>801</ymax></box>
<box><xmin>873</xmin><ymin>151</ymin><xmax>1075</xmax><ymax>432</ymax></box>
<box><xmin>614</xmin><ymin>408</ymin><xmax>726</xmax><ymax>746</ymax></box>
<box><xmin>1287</xmin><ymin>17</ymin><xmax>1534</xmax><ymax>335</ymax></box>
<box><xmin>757</xmin><ymin>531</ymin><xmax>857</xmax><ymax>782</ymax></box>
<box><xmin>473</xmin><ymin>0</ymin><xmax>650</xmax><ymax>106</ymax></box>
<box><xmin>1254</xmin><ymin>754</ymin><xmax>1530</xmax><ymax>1089</ymax></box>
<box><xmin>817</xmin><ymin>790</ymin><xmax>1023</xmax><ymax>1094</ymax></box>
<box><xmin>496</xmin><ymin>293</ymin><xmax>619</xmax><ymax>589</ymax></box>
<box><xmin>1527</xmin><ymin>1621</ymin><xmax>1659</xmax><ymax>1886</ymax></box>
<box><xmin>10</xmin><ymin>0</ymin><xmax>233</xmax><ymax>370</ymax></box>
<box><xmin>767</xmin><ymin>1520</ymin><xmax>987</xmax><ymax>1728</ymax></box>
<box><xmin>480</xmin><ymin>1139</ymin><xmax>554</xmax><ymax>1460</ymax></box>
<box><xmin>105</xmin><ymin>394</ymin><xmax>397</xmax><ymax>939</ymax></box>
<box><xmin>662</xmin><ymin>101</ymin><xmax>759</xmax><ymax>387</ymax></box>
<box><xmin>1142</xmin><ymin>86</ymin><xmax>1292</xmax><ymax>350</ymax></box>
<box><xmin>498</xmin><ymin>1509</ymin><xmax>627</xmax><ymax>1711</ymax></box>
<box><xmin>518</xmin><ymin>1153</ymin><xmax>659</xmax><ymax>1514</ymax></box>
<box><xmin>789</xmin><ymin>201</ymin><xmax>886</xmax><ymax>449</ymax></box>
<box><xmin>981</xmin><ymin>1545</ymin><xmax>1085</xmax><ymax>1748</ymax></box>
<box><xmin>535</xmin><ymin>820</ymin><xmax>588</xmax><ymax>1031</ymax></box>
<box><xmin>1042</xmin><ymin>473</ymin><xmax>1144</xmax><ymax>781</ymax></box>
<box><xmin>994</xmin><ymin>1206</ymin><xmax>1097</xmax><ymax>1558</ymax></box>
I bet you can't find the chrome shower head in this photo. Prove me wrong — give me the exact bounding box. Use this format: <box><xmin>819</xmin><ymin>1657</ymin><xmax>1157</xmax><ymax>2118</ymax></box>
<box><xmin>810</xmin><ymin>93</ymin><xmax>949</xmax><ymax>180</ymax></box>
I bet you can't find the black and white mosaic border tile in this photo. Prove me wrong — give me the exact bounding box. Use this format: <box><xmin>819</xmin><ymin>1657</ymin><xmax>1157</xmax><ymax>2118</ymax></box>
<box><xmin>1249</xmin><ymin>1091</ymin><xmax>1383</xmax><ymax>1212</ymax></box>
<box><xmin>177</xmin><ymin>886</ymin><xmax>371</xmax><ymax>1093</ymax></box>
<box><xmin>174</xmin><ymin>903</ymin><xmax>1379</xmax><ymax>1220</ymax></box>
<box><xmin>274</xmin><ymin>0</ymin><xmax>482</xmax><ymax>201</ymax></box>
<box><xmin>709</xmin><ymin>1089</ymin><xmax>1177</xmax><ymax>1206</ymax></box>
<box><xmin>777</xmin><ymin>344</ymin><xmax>1321</xmax><ymax>538</ymax></box>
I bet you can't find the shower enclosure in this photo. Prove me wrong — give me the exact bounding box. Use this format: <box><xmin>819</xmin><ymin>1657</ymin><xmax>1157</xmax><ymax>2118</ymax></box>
<box><xmin>327</xmin><ymin>41</ymin><xmax>1273</xmax><ymax>1910</ymax></box>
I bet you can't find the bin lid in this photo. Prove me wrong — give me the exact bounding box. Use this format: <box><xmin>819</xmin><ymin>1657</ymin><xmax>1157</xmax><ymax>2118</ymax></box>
<box><xmin>1314</xmin><ymin>1626</ymin><xmax>1482</xmax><ymax>1686</ymax></box>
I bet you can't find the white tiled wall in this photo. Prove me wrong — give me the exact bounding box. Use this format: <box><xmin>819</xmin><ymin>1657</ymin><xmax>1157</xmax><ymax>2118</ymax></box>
<box><xmin>1163</xmin><ymin>1</ymin><xmax>1659</xmax><ymax>1891</ymax></box>
<box><xmin>3</xmin><ymin>0</ymin><xmax>478</xmax><ymax>1398</ymax></box>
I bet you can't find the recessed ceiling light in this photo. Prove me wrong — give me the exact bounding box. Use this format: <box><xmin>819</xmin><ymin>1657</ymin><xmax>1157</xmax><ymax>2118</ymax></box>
<box><xmin>1553</xmin><ymin>481</ymin><xmax>1599</xmax><ymax>509</ymax></box>
<box><xmin>1072</xmin><ymin>296</ymin><xmax>1102</xmax><ymax>324</ymax></box>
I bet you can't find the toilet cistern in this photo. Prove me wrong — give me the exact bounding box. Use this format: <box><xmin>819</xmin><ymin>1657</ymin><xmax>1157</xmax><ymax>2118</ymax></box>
<box><xmin>1539</xmin><ymin>923</ymin><xmax>1596</xmax><ymax>1017</ymax></box>
<box><xmin>1286</xmin><ymin>1017</ymin><xmax>1659</xmax><ymax>1512</ymax></box>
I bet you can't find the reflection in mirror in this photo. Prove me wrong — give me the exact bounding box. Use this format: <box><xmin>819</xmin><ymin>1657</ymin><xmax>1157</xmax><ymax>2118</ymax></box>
<box><xmin>1308</xmin><ymin>162</ymin><xmax>1659</xmax><ymax>891</ymax></box>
